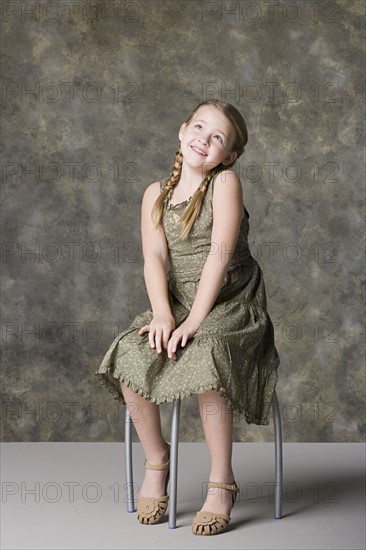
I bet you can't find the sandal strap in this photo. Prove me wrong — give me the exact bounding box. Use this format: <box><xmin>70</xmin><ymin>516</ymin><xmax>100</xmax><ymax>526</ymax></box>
<box><xmin>138</xmin><ymin>494</ymin><xmax>169</xmax><ymax>505</ymax></box>
<box><xmin>207</xmin><ymin>481</ymin><xmax>239</xmax><ymax>493</ymax></box>
<box><xmin>144</xmin><ymin>458</ymin><xmax>170</xmax><ymax>470</ymax></box>
<box><xmin>193</xmin><ymin>509</ymin><xmax>231</xmax><ymax>522</ymax></box>
<box><xmin>144</xmin><ymin>442</ymin><xmax>170</xmax><ymax>470</ymax></box>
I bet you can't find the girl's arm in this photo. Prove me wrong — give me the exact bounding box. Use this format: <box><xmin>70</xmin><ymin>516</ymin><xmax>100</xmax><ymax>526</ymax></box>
<box><xmin>141</xmin><ymin>182</ymin><xmax>172</xmax><ymax>317</ymax></box>
<box><xmin>188</xmin><ymin>170</ymin><xmax>244</xmax><ymax>325</ymax></box>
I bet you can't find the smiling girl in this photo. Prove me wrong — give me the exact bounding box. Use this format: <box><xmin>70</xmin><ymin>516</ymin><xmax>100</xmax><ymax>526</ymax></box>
<box><xmin>95</xmin><ymin>99</ymin><xmax>280</xmax><ymax>536</ymax></box>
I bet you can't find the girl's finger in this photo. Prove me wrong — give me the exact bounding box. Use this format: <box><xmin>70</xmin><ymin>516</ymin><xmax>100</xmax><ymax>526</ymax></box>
<box><xmin>155</xmin><ymin>331</ymin><xmax>163</xmax><ymax>353</ymax></box>
<box><xmin>167</xmin><ymin>339</ymin><xmax>176</xmax><ymax>359</ymax></box>
<box><xmin>170</xmin><ymin>333</ymin><xmax>179</xmax><ymax>351</ymax></box>
<box><xmin>149</xmin><ymin>328</ymin><xmax>156</xmax><ymax>348</ymax></box>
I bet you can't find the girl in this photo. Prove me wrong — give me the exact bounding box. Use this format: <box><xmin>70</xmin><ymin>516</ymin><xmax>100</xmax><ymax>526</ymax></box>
<box><xmin>95</xmin><ymin>99</ymin><xmax>280</xmax><ymax>536</ymax></box>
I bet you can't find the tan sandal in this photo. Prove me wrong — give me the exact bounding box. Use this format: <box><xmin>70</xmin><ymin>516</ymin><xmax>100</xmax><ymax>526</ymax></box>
<box><xmin>136</xmin><ymin>441</ymin><xmax>170</xmax><ymax>525</ymax></box>
<box><xmin>192</xmin><ymin>481</ymin><xmax>240</xmax><ymax>536</ymax></box>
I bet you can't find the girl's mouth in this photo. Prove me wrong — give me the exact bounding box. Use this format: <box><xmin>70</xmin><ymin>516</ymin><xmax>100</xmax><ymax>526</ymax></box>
<box><xmin>191</xmin><ymin>145</ymin><xmax>207</xmax><ymax>157</ymax></box>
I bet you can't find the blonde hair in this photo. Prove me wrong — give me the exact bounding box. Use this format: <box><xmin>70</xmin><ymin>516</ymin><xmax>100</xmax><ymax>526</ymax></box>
<box><xmin>151</xmin><ymin>99</ymin><xmax>248</xmax><ymax>240</ymax></box>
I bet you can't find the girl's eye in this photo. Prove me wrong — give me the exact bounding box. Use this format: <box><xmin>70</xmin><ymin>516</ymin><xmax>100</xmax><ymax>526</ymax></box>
<box><xmin>193</xmin><ymin>124</ymin><xmax>223</xmax><ymax>142</ymax></box>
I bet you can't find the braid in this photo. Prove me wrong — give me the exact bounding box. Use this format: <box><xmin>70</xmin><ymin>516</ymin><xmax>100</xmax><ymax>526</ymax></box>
<box><xmin>178</xmin><ymin>164</ymin><xmax>223</xmax><ymax>240</ymax></box>
<box><xmin>165</xmin><ymin>149</ymin><xmax>183</xmax><ymax>193</ymax></box>
<box><xmin>150</xmin><ymin>149</ymin><xmax>183</xmax><ymax>229</ymax></box>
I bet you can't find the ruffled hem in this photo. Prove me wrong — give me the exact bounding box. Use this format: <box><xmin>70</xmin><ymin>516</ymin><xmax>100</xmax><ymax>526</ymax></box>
<box><xmin>94</xmin><ymin>369</ymin><xmax>276</xmax><ymax>426</ymax></box>
<box><xmin>94</xmin><ymin>301</ymin><xmax>280</xmax><ymax>427</ymax></box>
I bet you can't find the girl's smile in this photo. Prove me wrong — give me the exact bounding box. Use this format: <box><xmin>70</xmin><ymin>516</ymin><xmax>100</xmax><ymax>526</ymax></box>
<box><xmin>190</xmin><ymin>145</ymin><xmax>208</xmax><ymax>156</ymax></box>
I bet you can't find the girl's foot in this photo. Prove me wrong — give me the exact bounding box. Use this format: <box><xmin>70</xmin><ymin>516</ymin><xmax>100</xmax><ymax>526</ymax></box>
<box><xmin>192</xmin><ymin>479</ymin><xmax>239</xmax><ymax>536</ymax></box>
<box><xmin>199</xmin><ymin>475</ymin><xmax>236</xmax><ymax>517</ymax></box>
<box><xmin>140</xmin><ymin>442</ymin><xmax>170</xmax><ymax>498</ymax></box>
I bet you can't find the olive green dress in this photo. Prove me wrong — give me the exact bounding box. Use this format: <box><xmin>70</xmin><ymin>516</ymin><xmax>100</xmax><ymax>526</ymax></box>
<box><xmin>95</xmin><ymin>172</ymin><xmax>280</xmax><ymax>425</ymax></box>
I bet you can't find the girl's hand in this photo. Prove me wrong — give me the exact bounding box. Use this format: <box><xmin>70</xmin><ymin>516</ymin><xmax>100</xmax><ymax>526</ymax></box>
<box><xmin>138</xmin><ymin>313</ymin><xmax>176</xmax><ymax>355</ymax></box>
<box><xmin>167</xmin><ymin>315</ymin><xmax>201</xmax><ymax>360</ymax></box>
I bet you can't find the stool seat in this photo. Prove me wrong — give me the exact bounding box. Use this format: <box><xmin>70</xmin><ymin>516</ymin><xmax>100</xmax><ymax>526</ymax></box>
<box><xmin>124</xmin><ymin>390</ymin><xmax>283</xmax><ymax>529</ymax></box>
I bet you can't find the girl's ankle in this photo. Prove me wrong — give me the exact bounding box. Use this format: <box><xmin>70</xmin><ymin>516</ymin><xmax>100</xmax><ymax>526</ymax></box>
<box><xmin>145</xmin><ymin>441</ymin><xmax>170</xmax><ymax>464</ymax></box>
<box><xmin>208</xmin><ymin>473</ymin><xmax>235</xmax><ymax>484</ymax></box>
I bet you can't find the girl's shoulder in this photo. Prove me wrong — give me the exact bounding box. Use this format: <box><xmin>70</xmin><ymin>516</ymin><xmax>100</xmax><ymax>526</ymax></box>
<box><xmin>211</xmin><ymin>169</ymin><xmax>242</xmax><ymax>199</ymax></box>
<box><xmin>211</xmin><ymin>169</ymin><xmax>249</xmax><ymax>220</ymax></box>
<box><xmin>144</xmin><ymin>177</ymin><xmax>167</xmax><ymax>197</ymax></box>
<box><xmin>212</xmin><ymin>169</ymin><xmax>240</xmax><ymax>188</ymax></box>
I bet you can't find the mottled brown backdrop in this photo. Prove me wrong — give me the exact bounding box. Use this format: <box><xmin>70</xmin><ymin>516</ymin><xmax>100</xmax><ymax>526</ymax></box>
<box><xmin>1</xmin><ymin>0</ymin><xmax>364</xmax><ymax>442</ymax></box>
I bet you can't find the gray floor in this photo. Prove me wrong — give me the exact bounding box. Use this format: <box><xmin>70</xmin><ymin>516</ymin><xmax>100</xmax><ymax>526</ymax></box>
<box><xmin>1</xmin><ymin>442</ymin><xmax>365</xmax><ymax>550</ymax></box>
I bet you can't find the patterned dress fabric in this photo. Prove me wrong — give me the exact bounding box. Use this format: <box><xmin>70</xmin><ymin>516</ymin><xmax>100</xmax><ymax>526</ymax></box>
<box><xmin>95</xmin><ymin>172</ymin><xmax>280</xmax><ymax>425</ymax></box>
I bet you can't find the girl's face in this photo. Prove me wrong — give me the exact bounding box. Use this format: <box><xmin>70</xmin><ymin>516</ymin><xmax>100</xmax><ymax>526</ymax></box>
<box><xmin>178</xmin><ymin>105</ymin><xmax>238</xmax><ymax>172</ymax></box>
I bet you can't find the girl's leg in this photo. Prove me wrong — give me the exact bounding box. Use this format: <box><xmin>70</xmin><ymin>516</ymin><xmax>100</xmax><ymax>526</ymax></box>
<box><xmin>197</xmin><ymin>389</ymin><xmax>236</xmax><ymax>516</ymax></box>
<box><xmin>120</xmin><ymin>382</ymin><xmax>169</xmax><ymax>497</ymax></box>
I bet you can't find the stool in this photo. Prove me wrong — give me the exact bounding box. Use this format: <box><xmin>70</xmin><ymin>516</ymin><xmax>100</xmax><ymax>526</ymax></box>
<box><xmin>125</xmin><ymin>390</ymin><xmax>283</xmax><ymax>529</ymax></box>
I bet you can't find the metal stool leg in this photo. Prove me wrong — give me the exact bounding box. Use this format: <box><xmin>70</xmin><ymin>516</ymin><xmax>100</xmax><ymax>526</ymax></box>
<box><xmin>168</xmin><ymin>399</ymin><xmax>180</xmax><ymax>529</ymax></box>
<box><xmin>272</xmin><ymin>390</ymin><xmax>283</xmax><ymax>519</ymax></box>
<box><xmin>125</xmin><ymin>406</ymin><xmax>136</xmax><ymax>513</ymax></box>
